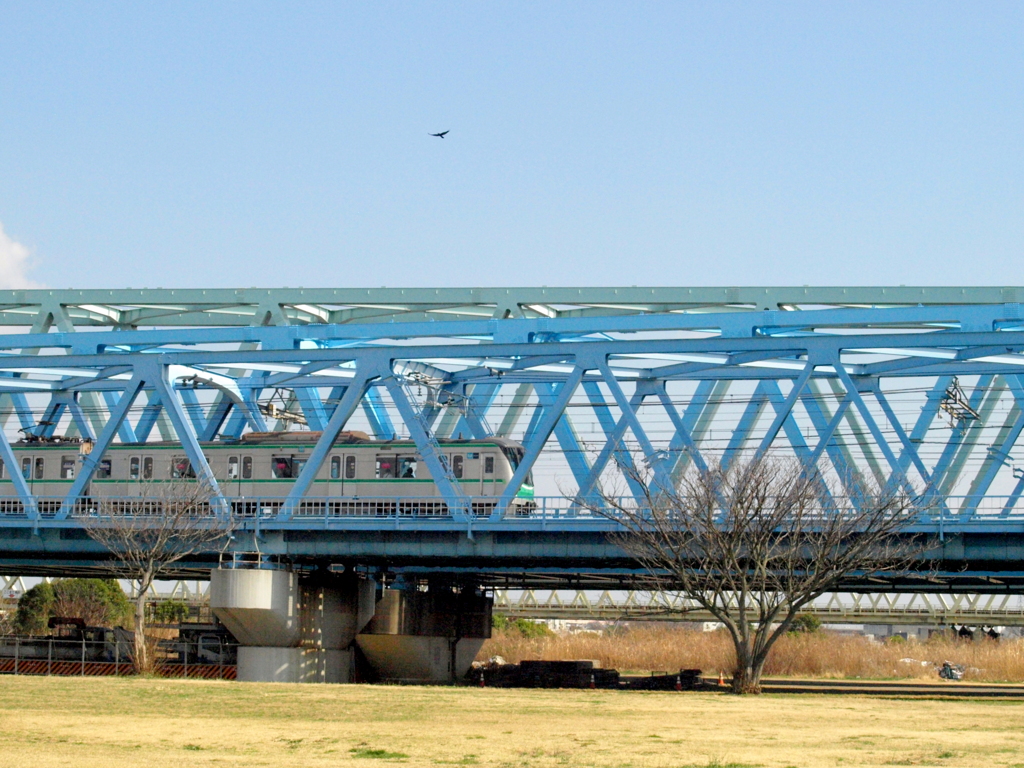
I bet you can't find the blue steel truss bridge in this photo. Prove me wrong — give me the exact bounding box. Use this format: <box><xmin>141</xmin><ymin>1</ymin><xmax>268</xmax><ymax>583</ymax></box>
<box><xmin>2</xmin><ymin>287</ymin><xmax>1024</xmax><ymax>591</ymax></box>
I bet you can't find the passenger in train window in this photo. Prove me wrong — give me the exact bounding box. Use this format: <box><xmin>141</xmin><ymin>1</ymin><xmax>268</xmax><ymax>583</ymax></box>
<box><xmin>62</xmin><ymin>457</ymin><xmax>77</xmax><ymax>480</ymax></box>
<box><xmin>330</xmin><ymin>456</ymin><xmax>341</xmax><ymax>479</ymax></box>
<box><xmin>129</xmin><ymin>457</ymin><xmax>140</xmax><ymax>480</ymax></box>
<box><xmin>452</xmin><ymin>455</ymin><xmax>464</xmax><ymax>479</ymax></box>
<box><xmin>143</xmin><ymin>457</ymin><xmax>154</xmax><ymax>480</ymax></box>
<box><xmin>96</xmin><ymin>459</ymin><xmax>112</xmax><ymax>479</ymax></box>
<box><xmin>242</xmin><ymin>456</ymin><xmax>252</xmax><ymax>479</ymax></box>
<box><xmin>272</xmin><ymin>457</ymin><xmax>293</xmax><ymax>479</ymax></box>
<box><xmin>375</xmin><ymin>456</ymin><xmax>395</xmax><ymax>478</ymax></box>
<box><xmin>34</xmin><ymin>457</ymin><xmax>44</xmax><ymax>480</ymax></box>
<box><xmin>171</xmin><ymin>457</ymin><xmax>195</xmax><ymax>479</ymax></box>
<box><xmin>227</xmin><ymin>456</ymin><xmax>240</xmax><ymax>480</ymax></box>
<box><xmin>345</xmin><ymin>455</ymin><xmax>356</xmax><ymax>479</ymax></box>
<box><xmin>399</xmin><ymin>457</ymin><xmax>417</xmax><ymax>479</ymax></box>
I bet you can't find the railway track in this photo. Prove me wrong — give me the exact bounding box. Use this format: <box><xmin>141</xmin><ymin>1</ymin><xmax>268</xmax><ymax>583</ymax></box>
<box><xmin>741</xmin><ymin>678</ymin><xmax>1024</xmax><ymax>698</ymax></box>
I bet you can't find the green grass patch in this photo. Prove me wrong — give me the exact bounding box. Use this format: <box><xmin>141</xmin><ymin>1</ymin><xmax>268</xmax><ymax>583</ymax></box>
<box><xmin>351</xmin><ymin>746</ymin><xmax>410</xmax><ymax>760</ymax></box>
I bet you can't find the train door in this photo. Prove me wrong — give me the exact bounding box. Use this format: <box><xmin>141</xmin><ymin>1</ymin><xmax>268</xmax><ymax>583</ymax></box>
<box><xmin>20</xmin><ymin>455</ymin><xmax>48</xmax><ymax>493</ymax></box>
<box><xmin>328</xmin><ymin>454</ymin><xmax>344</xmax><ymax>497</ymax></box>
<box><xmin>236</xmin><ymin>454</ymin><xmax>255</xmax><ymax>502</ymax></box>
<box><xmin>344</xmin><ymin>455</ymin><xmax>356</xmax><ymax>497</ymax></box>
<box><xmin>450</xmin><ymin>453</ymin><xmax>464</xmax><ymax>497</ymax></box>
<box><xmin>480</xmin><ymin>453</ymin><xmax>498</xmax><ymax>496</ymax></box>
<box><xmin>20</xmin><ymin>456</ymin><xmax>35</xmax><ymax>492</ymax></box>
<box><xmin>226</xmin><ymin>455</ymin><xmax>241</xmax><ymax>494</ymax></box>
<box><xmin>128</xmin><ymin>455</ymin><xmax>141</xmax><ymax>484</ymax></box>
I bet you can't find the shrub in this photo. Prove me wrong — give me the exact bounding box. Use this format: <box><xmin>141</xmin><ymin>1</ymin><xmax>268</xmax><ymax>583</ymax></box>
<box><xmin>787</xmin><ymin>614</ymin><xmax>822</xmax><ymax>634</ymax></box>
<box><xmin>152</xmin><ymin>600</ymin><xmax>190</xmax><ymax>624</ymax></box>
<box><xmin>15</xmin><ymin>582</ymin><xmax>55</xmax><ymax>634</ymax></box>
<box><xmin>491</xmin><ymin>614</ymin><xmax>554</xmax><ymax>638</ymax></box>
<box><xmin>15</xmin><ymin>579</ymin><xmax>131</xmax><ymax>634</ymax></box>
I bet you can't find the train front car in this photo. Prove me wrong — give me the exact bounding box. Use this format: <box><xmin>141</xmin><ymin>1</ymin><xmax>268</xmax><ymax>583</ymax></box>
<box><xmin>0</xmin><ymin>432</ymin><xmax>535</xmax><ymax>520</ymax></box>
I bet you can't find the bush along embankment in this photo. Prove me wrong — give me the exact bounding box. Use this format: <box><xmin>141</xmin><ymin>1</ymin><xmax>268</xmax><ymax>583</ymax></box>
<box><xmin>480</xmin><ymin>623</ymin><xmax>1024</xmax><ymax>683</ymax></box>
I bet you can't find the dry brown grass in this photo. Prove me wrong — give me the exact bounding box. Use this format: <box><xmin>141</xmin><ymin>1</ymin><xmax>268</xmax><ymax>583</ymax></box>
<box><xmin>1</xmin><ymin>675</ymin><xmax>1024</xmax><ymax>768</ymax></box>
<box><xmin>481</xmin><ymin>626</ymin><xmax>1024</xmax><ymax>682</ymax></box>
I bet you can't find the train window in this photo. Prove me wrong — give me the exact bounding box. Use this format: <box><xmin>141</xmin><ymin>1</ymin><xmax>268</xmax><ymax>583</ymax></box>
<box><xmin>34</xmin><ymin>457</ymin><xmax>44</xmax><ymax>480</ymax></box>
<box><xmin>62</xmin><ymin>457</ymin><xmax>77</xmax><ymax>480</ymax></box>
<box><xmin>96</xmin><ymin>459</ymin><xmax>112</xmax><ymax>479</ymax></box>
<box><xmin>330</xmin><ymin>456</ymin><xmax>341</xmax><ymax>479</ymax></box>
<box><xmin>292</xmin><ymin>458</ymin><xmax>307</xmax><ymax>477</ymax></box>
<box><xmin>143</xmin><ymin>457</ymin><xmax>154</xmax><ymax>480</ymax></box>
<box><xmin>129</xmin><ymin>457</ymin><xmax>140</xmax><ymax>480</ymax></box>
<box><xmin>452</xmin><ymin>455</ymin><xmax>464</xmax><ymax>479</ymax></box>
<box><xmin>375</xmin><ymin>456</ymin><xmax>396</xmax><ymax>479</ymax></box>
<box><xmin>484</xmin><ymin>456</ymin><xmax>494</xmax><ymax>474</ymax></box>
<box><xmin>398</xmin><ymin>456</ymin><xmax>417</xmax><ymax>479</ymax></box>
<box><xmin>227</xmin><ymin>456</ymin><xmax>239</xmax><ymax>480</ymax></box>
<box><xmin>0</xmin><ymin>459</ymin><xmax>4</xmax><ymax>479</ymax></box>
<box><xmin>271</xmin><ymin>456</ymin><xmax>294</xmax><ymax>479</ymax></box>
<box><xmin>21</xmin><ymin>457</ymin><xmax>31</xmax><ymax>479</ymax></box>
<box><xmin>171</xmin><ymin>457</ymin><xmax>195</xmax><ymax>479</ymax></box>
<box><xmin>345</xmin><ymin>455</ymin><xmax>356</xmax><ymax>479</ymax></box>
<box><xmin>242</xmin><ymin>456</ymin><xmax>252</xmax><ymax>479</ymax></box>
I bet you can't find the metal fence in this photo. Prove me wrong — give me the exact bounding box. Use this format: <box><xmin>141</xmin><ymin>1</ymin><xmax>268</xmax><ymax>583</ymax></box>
<box><xmin>0</xmin><ymin>636</ymin><xmax>237</xmax><ymax>679</ymax></box>
<box><xmin>3</xmin><ymin>494</ymin><xmax>1024</xmax><ymax>526</ymax></box>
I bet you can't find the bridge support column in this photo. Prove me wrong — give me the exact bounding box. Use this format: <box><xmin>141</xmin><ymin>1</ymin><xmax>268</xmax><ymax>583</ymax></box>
<box><xmin>210</xmin><ymin>568</ymin><xmax>377</xmax><ymax>683</ymax></box>
<box><xmin>356</xmin><ymin>584</ymin><xmax>492</xmax><ymax>683</ymax></box>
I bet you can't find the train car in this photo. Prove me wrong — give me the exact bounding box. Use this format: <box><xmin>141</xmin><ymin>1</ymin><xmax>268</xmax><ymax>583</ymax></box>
<box><xmin>0</xmin><ymin>432</ymin><xmax>535</xmax><ymax>517</ymax></box>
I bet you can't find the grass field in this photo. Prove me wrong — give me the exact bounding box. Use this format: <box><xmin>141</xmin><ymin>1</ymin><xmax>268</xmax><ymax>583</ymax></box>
<box><xmin>1</xmin><ymin>677</ymin><xmax>1023</xmax><ymax>768</ymax></box>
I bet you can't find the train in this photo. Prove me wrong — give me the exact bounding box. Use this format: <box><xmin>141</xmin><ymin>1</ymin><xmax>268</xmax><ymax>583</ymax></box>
<box><xmin>0</xmin><ymin>431</ymin><xmax>535</xmax><ymax>516</ymax></box>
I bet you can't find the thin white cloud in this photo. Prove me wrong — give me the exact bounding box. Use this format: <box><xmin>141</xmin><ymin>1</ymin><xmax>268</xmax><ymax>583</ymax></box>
<box><xmin>0</xmin><ymin>222</ymin><xmax>43</xmax><ymax>289</ymax></box>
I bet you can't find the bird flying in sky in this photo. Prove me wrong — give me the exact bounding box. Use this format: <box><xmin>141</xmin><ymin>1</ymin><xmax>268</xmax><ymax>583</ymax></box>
<box><xmin>430</xmin><ymin>131</ymin><xmax>449</xmax><ymax>138</ymax></box>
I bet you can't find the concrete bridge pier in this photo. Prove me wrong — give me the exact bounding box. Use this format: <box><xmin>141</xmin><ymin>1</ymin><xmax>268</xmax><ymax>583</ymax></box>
<box><xmin>356</xmin><ymin>583</ymin><xmax>492</xmax><ymax>683</ymax></box>
<box><xmin>210</xmin><ymin>568</ymin><xmax>377</xmax><ymax>683</ymax></box>
<box><xmin>300</xmin><ymin>571</ymin><xmax>377</xmax><ymax>683</ymax></box>
<box><xmin>210</xmin><ymin>569</ymin><xmax>491</xmax><ymax>684</ymax></box>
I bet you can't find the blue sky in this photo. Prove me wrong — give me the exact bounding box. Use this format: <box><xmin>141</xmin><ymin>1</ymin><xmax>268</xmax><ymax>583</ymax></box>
<box><xmin>0</xmin><ymin>2</ymin><xmax>1021</xmax><ymax>289</ymax></box>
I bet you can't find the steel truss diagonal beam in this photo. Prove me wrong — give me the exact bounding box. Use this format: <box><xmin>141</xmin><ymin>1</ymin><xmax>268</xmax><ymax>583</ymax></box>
<box><xmin>576</xmin><ymin>381</ymin><xmax>647</xmax><ymax>504</ymax></box>
<box><xmin>59</xmin><ymin>374</ymin><xmax>147</xmax><ymax>517</ymax></box>
<box><xmin>384</xmin><ymin>375</ymin><xmax>470</xmax><ymax>519</ymax></box>
<box><xmin>494</xmin><ymin>365</ymin><xmax>585</xmax><ymax>518</ymax></box>
<box><xmin>283</xmin><ymin>373</ymin><xmax>373</xmax><ymax>517</ymax></box>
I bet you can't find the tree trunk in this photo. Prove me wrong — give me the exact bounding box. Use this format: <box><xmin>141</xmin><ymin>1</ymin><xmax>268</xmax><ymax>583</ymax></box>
<box><xmin>730</xmin><ymin>643</ymin><xmax>765</xmax><ymax>694</ymax></box>
<box><xmin>132</xmin><ymin>584</ymin><xmax>150</xmax><ymax>674</ymax></box>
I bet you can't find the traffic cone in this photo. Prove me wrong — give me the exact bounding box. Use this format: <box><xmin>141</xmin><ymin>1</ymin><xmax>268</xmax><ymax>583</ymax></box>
<box><xmin>718</xmin><ymin>671</ymin><xmax>725</xmax><ymax>687</ymax></box>
<box><xmin>479</xmin><ymin>670</ymin><xmax>486</xmax><ymax>687</ymax></box>
<box><xmin>675</xmin><ymin>674</ymin><xmax>682</xmax><ymax>692</ymax></box>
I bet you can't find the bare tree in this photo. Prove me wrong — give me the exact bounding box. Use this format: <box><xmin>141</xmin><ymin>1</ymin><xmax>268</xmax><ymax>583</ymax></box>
<box><xmin>586</xmin><ymin>458</ymin><xmax>926</xmax><ymax>694</ymax></box>
<box><xmin>0</xmin><ymin>604</ymin><xmax>14</xmax><ymax>636</ymax></box>
<box><xmin>80</xmin><ymin>479</ymin><xmax>233</xmax><ymax>672</ymax></box>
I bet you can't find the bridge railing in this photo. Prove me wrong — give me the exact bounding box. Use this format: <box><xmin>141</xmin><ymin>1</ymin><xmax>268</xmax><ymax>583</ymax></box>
<box><xmin>1</xmin><ymin>495</ymin><xmax>1023</xmax><ymax>526</ymax></box>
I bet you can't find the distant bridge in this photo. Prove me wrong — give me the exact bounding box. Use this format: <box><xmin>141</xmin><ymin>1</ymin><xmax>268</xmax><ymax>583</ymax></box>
<box><xmin>493</xmin><ymin>590</ymin><xmax>1024</xmax><ymax>627</ymax></box>
<box><xmin>5</xmin><ymin>576</ymin><xmax>1020</xmax><ymax>627</ymax></box>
